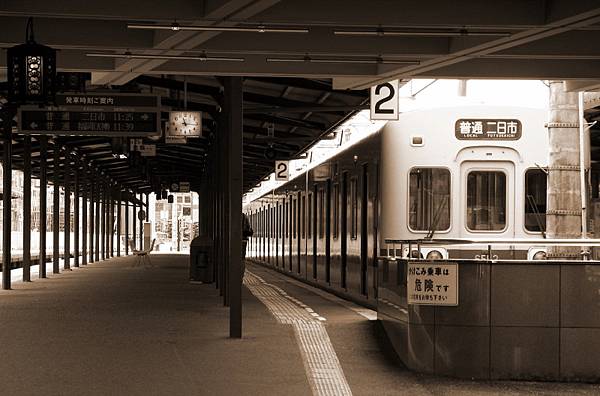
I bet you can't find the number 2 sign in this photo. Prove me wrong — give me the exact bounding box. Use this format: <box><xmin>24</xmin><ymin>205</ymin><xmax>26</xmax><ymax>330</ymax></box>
<box><xmin>370</xmin><ymin>80</ymin><xmax>399</xmax><ymax>120</ymax></box>
<box><xmin>275</xmin><ymin>160</ymin><xmax>289</xmax><ymax>181</ymax></box>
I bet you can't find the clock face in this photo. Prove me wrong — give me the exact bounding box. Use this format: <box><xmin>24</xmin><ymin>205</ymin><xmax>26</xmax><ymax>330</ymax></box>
<box><xmin>169</xmin><ymin>111</ymin><xmax>202</xmax><ymax>137</ymax></box>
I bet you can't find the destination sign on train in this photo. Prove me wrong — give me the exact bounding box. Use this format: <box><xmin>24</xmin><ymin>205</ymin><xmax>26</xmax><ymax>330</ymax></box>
<box><xmin>454</xmin><ymin>119</ymin><xmax>522</xmax><ymax>140</ymax></box>
<box><xmin>16</xmin><ymin>93</ymin><xmax>161</xmax><ymax>137</ymax></box>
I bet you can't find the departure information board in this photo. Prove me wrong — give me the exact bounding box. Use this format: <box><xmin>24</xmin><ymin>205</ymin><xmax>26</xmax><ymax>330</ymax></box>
<box><xmin>17</xmin><ymin>93</ymin><xmax>161</xmax><ymax>137</ymax></box>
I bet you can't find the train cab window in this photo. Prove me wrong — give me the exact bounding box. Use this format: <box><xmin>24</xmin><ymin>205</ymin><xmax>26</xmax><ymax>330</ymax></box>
<box><xmin>525</xmin><ymin>169</ymin><xmax>547</xmax><ymax>232</ymax></box>
<box><xmin>409</xmin><ymin>168</ymin><xmax>450</xmax><ymax>232</ymax></box>
<box><xmin>467</xmin><ymin>171</ymin><xmax>506</xmax><ymax>231</ymax></box>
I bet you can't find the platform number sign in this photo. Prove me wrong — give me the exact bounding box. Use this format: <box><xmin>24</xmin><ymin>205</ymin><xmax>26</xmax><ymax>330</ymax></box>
<box><xmin>370</xmin><ymin>80</ymin><xmax>399</xmax><ymax>120</ymax></box>
<box><xmin>275</xmin><ymin>160</ymin><xmax>289</xmax><ymax>181</ymax></box>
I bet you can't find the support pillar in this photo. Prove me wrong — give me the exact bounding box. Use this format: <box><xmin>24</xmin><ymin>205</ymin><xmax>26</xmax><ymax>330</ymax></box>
<box><xmin>139</xmin><ymin>193</ymin><xmax>144</xmax><ymax>249</ymax></box>
<box><xmin>132</xmin><ymin>194</ymin><xmax>137</xmax><ymax>250</ymax></box>
<box><xmin>81</xmin><ymin>170</ymin><xmax>87</xmax><ymax>266</ymax></box>
<box><xmin>117</xmin><ymin>189</ymin><xmax>121</xmax><ymax>256</ymax></box>
<box><xmin>53</xmin><ymin>145</ymin><xmax>60</xmax><ymax>274</ymax></box>
<box><xmin>22</xmin><ymin>135</ymin><xmax>32</xmax><ymax>281</ymax></box>
<box><xmin>95</xmin><ymin>181</ymin><xmax>100</xmax><ymax>262</ymax></box>
<box><xmin>64</xmin><ymin>151</ymin><xmax>71</xmax><ymax>270</ymax></box>
<box><xmin>2</xmin><ymin>112</ymin><xmax>12</xmax><ymax>289</ymax></box>
<box><xmin>89</xmin><ymin>174</ymin><xmax>94</xmax><ymax>263</ymax></box>
<box><xmin>125</xmin><ymin>197</ymin><xmax>129</xmax><ymax>255</ymax></box>
<box><xmin>547</xmin><ymin>81</ymin><xmax>583</xmax><ymax>259</ymax></box>
<box><xmin>39</xmin><ymin>137</ymin><xmax>48</xmax><ymax>277</ymax></box>
<box><xmin>225</xmin><ymin>77</ymin><xmax>243</xmax><ymax>338</ymax></box>
<box><xmin>74</xmin><ymin>159</ymin><xmax>80</xmax><ymax>267</ymax></box>
<box><xmin>101</xmin><ymin>183</ymin><xmax>106</xmax><ymax>260</ymax></box>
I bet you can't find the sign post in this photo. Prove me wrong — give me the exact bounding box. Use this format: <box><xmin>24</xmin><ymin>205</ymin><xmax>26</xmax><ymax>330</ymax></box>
<box><xmin>17</xmin><ymin>93</ymin><xmax>161</xmax><ymax>137</ymax></box>
<box><xmin>370</xmin><ymin>80</ymin><xmax>399</xmax><ymax>120</ymax></box>
<box><xmin>275</xmin><ymin>160</ymin><xmax>289</xmax><ymax>181</ymax></box>
<box><xmin>407</xmin><ymin>262</ymin><xmax>458</xmax><ymax>306</ymax></box>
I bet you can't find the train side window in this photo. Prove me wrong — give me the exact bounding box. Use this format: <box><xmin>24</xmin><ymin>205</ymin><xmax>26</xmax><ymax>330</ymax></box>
<box><xmin>466</xmin><ymin>171</ymin><xmax>506</xmax><ymax>231</ymax></box>
<box><xmin>333</xmin><ymin>183</ymin><xmax>339</xmax><ymax>239</ymax></box>
<box><xmin>524</xmin><ymin>169</ymin><xmax>547</xmax><ymax>232</ymax></box>
<box><xmin>350</xmin><ymin>177</ymin><xmax>358</xmax><ymax>239</ymax></box>
<box><xmin>308</xmin><ymin>192</ymin><xmax>313</xmax><ymax>239</ymax></box>
<box><xmin>301</xmin><ymin>194</ymin><xmax>306</xmax><ymax>239</ymax></box>
<box><xmin>292</xmin><ymin>198</ymin><xmax>297</xmax><ymax>239</ymax></box>
<box><xmin>319</xmin><ymin>188</ymin><xmax>325</xmax><ymax>239</ymax></box>
<box><xmin>408</xmin><ymin>168</ymin><xmax>450</xmax><ymax>232</ymax></box>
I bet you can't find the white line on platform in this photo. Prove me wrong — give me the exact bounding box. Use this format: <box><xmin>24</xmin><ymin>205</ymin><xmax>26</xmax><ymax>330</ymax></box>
<box><xmin>244</xmin><ymin>271</ymin><xmax>352</xmax><ymax>396</ymax></box>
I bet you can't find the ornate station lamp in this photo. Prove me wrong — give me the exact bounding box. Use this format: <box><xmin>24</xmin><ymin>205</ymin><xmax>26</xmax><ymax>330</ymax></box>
<box><xmin>7</xmin><ymin>17</ymin><xmax>56</xmax><ymax>104</ymax></box>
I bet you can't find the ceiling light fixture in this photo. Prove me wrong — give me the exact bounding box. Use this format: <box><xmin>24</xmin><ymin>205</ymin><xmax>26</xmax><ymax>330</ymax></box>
<box><xmin>266</xmin><ymin>56</ymin><xmax>420</xmax><ymax>65</ymax></box>
<box><xmin>128</xmin><ymin>22</ymin><xmax>309</xmax><ymax>34</ymax></box>
<box><xmin>86</xmin><ymin>51</ymin><xmax>244</xmax><ymax>62</ymax></box>
<box><xmin>333</xmin><ymin>28</ymin><xmax>511</xmax><ymax>37</ymax></box>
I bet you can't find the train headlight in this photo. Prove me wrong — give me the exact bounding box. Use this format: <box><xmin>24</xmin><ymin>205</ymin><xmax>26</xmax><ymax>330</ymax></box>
<box><xmin>533</xmin><ymin>251</ymin><xmax>547</xmax><ymax>260</ymax></box>
<box><xmin>426</xmin><ymin>250</ymin><xmax>443</xmax><ymax>260</ymax></box>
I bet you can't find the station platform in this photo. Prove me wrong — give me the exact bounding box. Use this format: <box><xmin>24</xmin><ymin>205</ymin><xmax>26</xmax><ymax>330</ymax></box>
<box><xmin>1</xmin><ymin>254</ymin><xmax>599</xmax><ymax>395</ymax></box>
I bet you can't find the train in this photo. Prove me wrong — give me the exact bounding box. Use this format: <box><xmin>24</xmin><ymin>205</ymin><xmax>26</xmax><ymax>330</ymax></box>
<box><xmin>244</xmin><ymin>105</ymin><xmax>549</xmax><ymax>306</ymax></box>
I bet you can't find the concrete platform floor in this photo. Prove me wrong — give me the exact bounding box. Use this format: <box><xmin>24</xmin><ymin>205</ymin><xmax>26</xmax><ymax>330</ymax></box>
<box><xmin>0</xmin><ymin>254</ymin><xmax>598</xmax><ymax>395</ymax></box>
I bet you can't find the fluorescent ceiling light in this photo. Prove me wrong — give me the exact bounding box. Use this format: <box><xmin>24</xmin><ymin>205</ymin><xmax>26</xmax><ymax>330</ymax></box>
<box><xmin>87</xmin><ymin>52</ymin><xmax>244</xmax><ymax>62</ymax></box>
<box><xmin>128</xmin><ymin>22</ymin><xmax>309</xmax><ymax>34</ymax></box>
<box><xmin>266</xmin><ymin>56</ymin><xmax>419</xmax><ymax>65</ymax></box>
<box><xmin>333</xmin><ymin>29</ymin><xmax>511</xmax><ymax>37</ymax></box>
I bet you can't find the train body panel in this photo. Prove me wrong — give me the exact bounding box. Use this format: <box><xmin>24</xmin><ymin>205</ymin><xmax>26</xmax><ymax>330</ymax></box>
<box><xmin>245</xmin><ymin>104</ymin><xmax>549</xmax><ymax>306</ymax></box>
<box><xmin>380</xmin><ymin>105</ymin><xmax>548</xmax><ymax>259</ymax></box>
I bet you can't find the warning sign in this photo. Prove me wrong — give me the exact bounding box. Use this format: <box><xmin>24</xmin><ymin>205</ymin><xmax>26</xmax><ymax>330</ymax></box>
<box><xmin>407</xmin><ymin>262</ymin><xmax>458</xmax><ymax>306</ymax></box>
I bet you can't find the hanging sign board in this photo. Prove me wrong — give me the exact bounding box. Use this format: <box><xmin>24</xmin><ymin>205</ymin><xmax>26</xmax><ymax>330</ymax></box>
<box><xmin>455</xmin><ymin>119</ymin><xmax>522</xmax><ymax>140</ymax></box>
<box><xmin>179</xmin><ymin>182</ymin><xmax>191</xmax><ymax>193</ymax></box>
<box><xmin>138</xmin><ymin>144</ymin><xmax>156</xmax><ymax>157</ymax></box>
<box><xmin>407</xmin><ymin>262</ymin><xmax>458</xmax><ymax>306</ymax></box>
<box><xmin>17</xmin><ymin>93</ymin><xmax>161</xmax><ymax>137</ymax></box>
<box><xmin>275</xmin><ymin>160</ymin><xmax>289</xmax><ymax>181</ymax></box>
<box><xmin>370</xmin><ymin>80</ymin><xmax>399</xmax><ymax>120</ymax></box>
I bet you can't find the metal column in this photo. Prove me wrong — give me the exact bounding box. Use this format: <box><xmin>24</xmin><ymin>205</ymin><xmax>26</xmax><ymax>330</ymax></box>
<box><xmin>139</xmin><ymin>193</ymin><xmax>143</xmax><ymax>249</ymax></box>
<box><xmin>52</xmin><ymin>145</ymin><xmax>60</xmax><ymax>274</ymax></box>
<box><xmin>22</xmin><ymin>136</ymin><xmax>32</xmax><ymax>282</ymax></box>
<box><xmin>74</xmin><ymin>158</ymin><xmax>79</xmax><ymax>267</ymax></box>
<box><xmin>125</xmin><ymin>198</ymin><xmax>129</xmax><ymax>255</ymax></box>
<box><xmin>95</xmin><ymin>181</ymin><xmax>100</xmax><ymax>262</ymax></box>
<box><xmin>81</xmin><ymin>167</ymin><xmax>87</xmax><ymax>266</ymax></box>
<box><xmin>225</xmin><ymin>77</ymin><xmax>243</xmax><ymax>338</ymax></box>
<box><xmin>88</xmin><ymin>174</ymin><xmax>94</xmax><ymax>263</ymax></box>
<box><xmin>109</xmin><ymin>189</ymin><xmax>114</xmax><ymax>257</ymax></box>
<box><xmin>63</xmin><ymin>151</ymin><xmax>71</xmax><ymax>270</ymax></box>
<box><xmin>132</xmin><ymin>194</ymin><xmax>136</xmax><ymax>250</ymax></box>
<box><xmin>2</xmin><ymin>112</ymin><xmax>12</xmax><ymax>289</ymax></box>
<box><xmin>117</xmin><ymin>190</ymin><xmax>121</xmax><ymax>256</ymax></box>
<box><xmin>39</xmin><ymin>137</ymin><xmax>48</xmax><ymax>278</ymax></box>
<box><xmin>101</xmin><ymin>184</ymin><xmax>106</xmax><ymax>260</ymax></box>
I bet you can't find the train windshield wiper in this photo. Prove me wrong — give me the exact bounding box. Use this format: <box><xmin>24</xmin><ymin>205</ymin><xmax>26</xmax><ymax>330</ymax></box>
<box><xmin>426</xmin><ymin>195</ymin><xmax>448</xmax><ymax>240</ymax></box>
<box><xmin>527</xmin><ymin>194</ymin><xmax>546</xmax><ymax>239</ymax></box>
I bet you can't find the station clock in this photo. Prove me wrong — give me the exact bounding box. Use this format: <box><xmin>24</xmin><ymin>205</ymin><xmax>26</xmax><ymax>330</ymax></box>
<box><xmin>168</xmin><ymin>111</ymin><xmax>202</xmax><ymax>137</ymax></box>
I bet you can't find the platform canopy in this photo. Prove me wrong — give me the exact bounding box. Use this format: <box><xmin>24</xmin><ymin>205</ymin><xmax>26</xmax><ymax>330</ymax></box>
<box><xmin>2</xmin><ymin>0</ymin><xmax>600</xmax><ymax>192</ymax></box>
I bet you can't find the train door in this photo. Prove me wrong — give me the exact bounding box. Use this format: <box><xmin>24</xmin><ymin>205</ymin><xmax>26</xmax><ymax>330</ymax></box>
<box><xmin>460</xmin><ymin>161</ymin><xmax>515</xmax><ymax>250</ymax></box>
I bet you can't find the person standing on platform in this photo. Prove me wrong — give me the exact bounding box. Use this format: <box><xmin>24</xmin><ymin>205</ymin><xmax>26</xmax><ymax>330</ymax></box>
<box><xmin>242</xmin><ymin>213</ymin><xmax>253</xmax><ymax>276</ymax></box>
